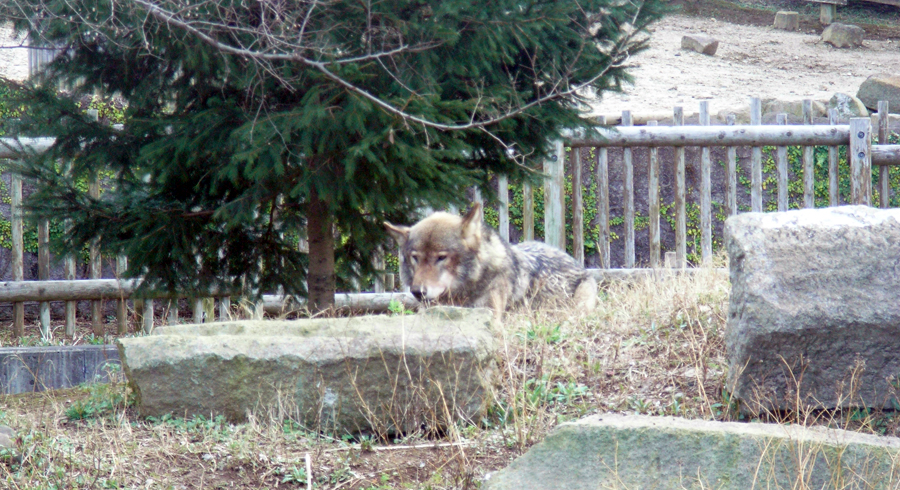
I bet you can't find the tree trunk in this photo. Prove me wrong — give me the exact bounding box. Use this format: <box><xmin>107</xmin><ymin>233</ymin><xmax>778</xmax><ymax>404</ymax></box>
<box><xmin>307</xmin><ymin>187</ymin><xmax>336</xmax><ymax>313</ymax></box>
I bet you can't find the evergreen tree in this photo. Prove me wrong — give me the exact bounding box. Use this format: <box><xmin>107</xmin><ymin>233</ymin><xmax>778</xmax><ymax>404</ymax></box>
<box><xmin>0</xmin><ymin>0</ymin><xmax>665</xmax><ymax>311</ymax></box>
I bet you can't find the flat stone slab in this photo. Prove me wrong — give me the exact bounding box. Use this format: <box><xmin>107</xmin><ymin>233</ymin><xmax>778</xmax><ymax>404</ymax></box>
<box><xmin>485</xmin><ymin>414</ymin><xmax>900</xmax><ymax>490</ymax></box>
<box><xmin>681</xmin><ymin>34</ymin><xmax>719</xmax><ymax>56</ymax></box>
<box><xmin>118</xmin><ymin>307</ymin><xmax>495</xmax><ymax>434</ymax></box>
<box><xmin>725</xmin><ymin>206</ymin><xmax>900</xmax><ymax>414</ymax></box>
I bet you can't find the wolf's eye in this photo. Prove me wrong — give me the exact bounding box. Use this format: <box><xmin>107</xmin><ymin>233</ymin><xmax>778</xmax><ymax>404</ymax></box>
<box><xmin>435</xmin><ymin>253</ymin><xmax>448</xmax><ymax>263</ymax></box>
<box><xmin>409</xmin><ymin>252</ymin><xmax>419</xmax><ymax>265</ymax></box>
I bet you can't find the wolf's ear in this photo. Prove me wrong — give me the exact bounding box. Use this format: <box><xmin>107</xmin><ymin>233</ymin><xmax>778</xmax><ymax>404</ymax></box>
<box><xmin>460</xmin><ymin>202</ymin><xmax>482</xmax><ymax>248</ymax></box>
<box><xmin>384</xmin><ymin>222</ymin><xmax>410</xmax><ymax>247</ymax></box>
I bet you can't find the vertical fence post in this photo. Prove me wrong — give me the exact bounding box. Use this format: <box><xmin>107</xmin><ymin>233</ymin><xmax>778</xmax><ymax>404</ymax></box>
<box><xmin>849</xmin><ymin>117</ymin><xmax>872</xmax><ymax>206</ymax></box>
<box><xmin>572</xmin><ymin>148</ymin><xmax>584</xmax><ymax>267</ymax></box>
<box><xmin>543</xmin><ymin>140</ymin><xmax>565</xmax><ymax>250</ymax></box>
<box><xmin>11</xmin><ymin>174</ymin><xmax>24</xmax><ymax>337</ymax></box>
<box><xmin>673</xmin><ymin>107</ymin><xmax>687</xmax><ymax>269</ymax></box>
<box><xmin>64</xmin><ymin>158</ymin><xmax>77</xmax><ymax>337</ymax></box>
<box><xmin>373</xmin><ymin>250</ymin><xmax>385</xmax><ymax>293</ymax></box>
<box><xmin>802</xmin><ymin>100</ymin><xmax>815</xmax><ymax>208</ymax></box>
<box><xmin>522</xmin><ymin>179</ymin><xmax>534</xmax><ymax>242</ymax></box>
<box><xmin>622</xmin><ymin>111</ymin><xmax>635</xmax><ymax>268</ymax></box>
<box><xmin>648</xmin><ymin>120</ymin><xmax>660</xmax><ymax>268</ymax></box>
<box><xmin>699</xmin><ymin>102</ymin><xmax>712</xmax><ymax>264</ymax></box>
<box><xmin>193</xmin><ymin>298</ymin><xmax>205</xmax><ymax>323</ymax></box>
<box><xmin>750</xmin><ymin>97</ymin><xmax>763</xmax><ymax>212</ymax></box>
<box><xmin>879</xmin><ymin>101</ymin><xmax>890</xmax><ymax>208</ymax></box>
<box><xmin>142</xmin><ymin>299</ymin><xmax>154</xmax><ymax>333</ymax></box>
<box><xmin>498</xmin><ymin>175</ymin><xmax>510</xmax><ymax>242</ymax></box>
<box><xmin>472</xmin><ymin>186</ymin><xmax>484</xmax><ymax>213</ymax></box>
<box><xmin>38</xmin><ymin>218</ymin><xmax>50</xmax><ymax>338</ymax></box>
<box><xmin>116</xmin><ymin>255</ymin><xmax>128</xmax><ymax>334</ymax></box>
<box><xmin>828</xmin><ymin>108</ymin><xmax>840</xmax><ymax>207</ymax></box>
<box><xmin>89</xmin><ymin>177</ymin><xmax>103</xmax><ymax>336</ymax></box>
<box><xmin>726</xmin><ymin>114</ymin><xmax>738</xmax><ymax>217</ymax></box>
<box><xmin>64</xmin><ymin>234</ymin><xmax>77</xmax><ymax>337</ymax></box>
<box><xmin>218</xmin><ymin>297</ymin><xmax>230</xmax><ymax>321</ymax></box>
<box><xmin>776</xmin><ymin>113</ymin><xmax>789</xmax><ymax>212</ymax></box>
<box><xmin>168</xmin><ymin>300</ymin><xmax>180</xmax><ymax>325</ymax></box>
<box><xmin>596</xmin><ymin>115</ymin><xmax>610</xmax><ymax>269</ymax></box>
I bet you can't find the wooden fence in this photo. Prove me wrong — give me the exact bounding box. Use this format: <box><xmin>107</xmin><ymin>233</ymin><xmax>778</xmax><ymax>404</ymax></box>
<box><xmin>1</xmin><ymin>97</ymin><xmax>898</xmax><ymax>336</ymax></box>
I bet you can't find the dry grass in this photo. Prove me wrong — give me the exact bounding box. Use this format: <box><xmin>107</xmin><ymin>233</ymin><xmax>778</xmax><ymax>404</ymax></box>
<box><xmin>1</xmin><ymin>262</ymin><xmax>898</xmax><ymax>488</ymax></box>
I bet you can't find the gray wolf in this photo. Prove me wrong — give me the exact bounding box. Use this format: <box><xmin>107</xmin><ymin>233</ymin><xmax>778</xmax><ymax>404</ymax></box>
<box><xmin>384</xmin><ymin>203</ymin><xmax>597</xmax><ymax>317</ymax></box>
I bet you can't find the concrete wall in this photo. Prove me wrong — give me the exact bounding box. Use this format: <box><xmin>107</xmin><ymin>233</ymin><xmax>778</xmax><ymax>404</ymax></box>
<box><xmin>0</xmin><ymin>345</ymin><xmax>121</xmax><ymax>394</ymax></box>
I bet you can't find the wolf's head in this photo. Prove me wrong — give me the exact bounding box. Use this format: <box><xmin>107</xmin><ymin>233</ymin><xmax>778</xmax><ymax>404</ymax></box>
<box><xmin>384</xmin><ymin>203</ymin><xmax>483</xmax><ymax>302</ymax></box>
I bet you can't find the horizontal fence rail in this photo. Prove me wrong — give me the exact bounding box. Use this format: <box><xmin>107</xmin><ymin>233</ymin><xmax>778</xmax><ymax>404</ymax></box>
<box><xmin>0</xmin><ymin>280</ymin><xmax>231</xmax><ymax>302</ymax></box>
<box><xmin>572</xmin><ymin>124</ymin><xmax>851</xmax><ymax>148</ymax></box>
<box><xmin>0</xmin><ymin>97</ymin><xmax>897</xmax><ymax>337</ymax></box>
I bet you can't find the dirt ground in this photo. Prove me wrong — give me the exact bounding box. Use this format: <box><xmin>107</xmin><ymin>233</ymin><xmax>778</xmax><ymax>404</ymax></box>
<box><xmin>588</xmin><ymin>6</ymin><xmax>900</xmax><ymax>120</ymax></box>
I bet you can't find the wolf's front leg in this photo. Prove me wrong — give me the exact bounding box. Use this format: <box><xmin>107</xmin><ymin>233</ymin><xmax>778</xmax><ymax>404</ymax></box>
<box><xmin>488</xmin><ymin>289</ymin><xmax>509</xmax><ymax>323</ymax></box>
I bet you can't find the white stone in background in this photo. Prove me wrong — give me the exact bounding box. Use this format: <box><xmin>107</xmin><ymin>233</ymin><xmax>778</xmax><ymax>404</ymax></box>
<box><xmin>829</xmin><ymin>92</ymin><xmax>870</xmax><ymax>118</ymax></box>
<box><xmin>0</xmin><ymin>23</ymin><xmax>29</xmax><ymax>81</ymax></box>
<box><xmin>681</xmin><ymin>33</ymin><xmax>719</xmax><ymax>56</ymax></box>
<box><xmin>822</xmin><ymin>23</ymin><xmax>865</xmax><ymax>49</ymax></box>
<box><xmin>773</xmin><ymin>11</ymin><xmax>799</xmax><ymax>31</ymax></box>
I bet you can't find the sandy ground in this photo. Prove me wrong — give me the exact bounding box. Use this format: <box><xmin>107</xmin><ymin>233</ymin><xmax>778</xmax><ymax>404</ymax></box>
<box><xmin>2</xmin><ymin>14</ymin><xmax>899</xmax><ymax>118</ymax></box>
<box><xmin>0</xmin><ymin>23</ymin><xmax>28</xmax><ymax>81</ymax></box>
<box><xmin>586</xmin><ymin>14</ymin><xmax>900</xmax><ymax>120</ymax></box>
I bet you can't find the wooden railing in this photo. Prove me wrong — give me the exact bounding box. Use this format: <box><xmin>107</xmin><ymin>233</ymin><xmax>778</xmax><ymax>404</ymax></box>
<box><xmin>1</xmin><ymin>97</ymin><xmax>897</xmax><ymax>335</ymax></box>
<box><xmin>488</xmin><ymin>98</ymin><xmax>897</xmax><ymax>270</ymax></box>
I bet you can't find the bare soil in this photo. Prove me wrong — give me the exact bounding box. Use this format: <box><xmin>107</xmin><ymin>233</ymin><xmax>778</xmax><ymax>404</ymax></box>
<box><xmin>588</xmin><ymin>3</ymin><xmax>900</xmax><ymax>119</ymax></box>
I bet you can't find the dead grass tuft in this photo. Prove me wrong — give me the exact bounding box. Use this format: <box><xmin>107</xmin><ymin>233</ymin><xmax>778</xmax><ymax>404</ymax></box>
<box><xmin>2</xmin><ymin>263</ymin><xmax>899</xmax><ymax>488</ymax></box>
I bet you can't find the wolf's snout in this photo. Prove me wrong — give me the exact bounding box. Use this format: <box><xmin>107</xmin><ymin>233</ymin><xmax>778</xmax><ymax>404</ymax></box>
<box><xmin>410</xmin><ymin>287</ymin><xmax>426</xmax><ymax>302</ymax></box>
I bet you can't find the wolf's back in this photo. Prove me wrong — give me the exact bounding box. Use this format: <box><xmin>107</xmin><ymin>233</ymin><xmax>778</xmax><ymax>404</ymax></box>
<box><xmin>510</xmin><ymin>241</ymin><xmax>596</xmax><ymax>308</ymax></box>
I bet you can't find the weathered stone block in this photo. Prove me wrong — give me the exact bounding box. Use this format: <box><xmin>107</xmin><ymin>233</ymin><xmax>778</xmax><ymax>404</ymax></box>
<box><xmin>773</xmin><ymin>11</ymin><xmax>799</xmax><ymax>31</ymax></box>
<box><xmin>118</xmin><ymin>307</ymin><xmax>496</xmax><ymax>434</ymax></box>
<box><xmin>485</xmin><ymin>414</ymin><xmax>900</xmax><ymax>490</ymax></box>
<box><xmin>829</xmin><ymin>92</ymin><xmax>869</xmax><ymax>118</ymax></box>
<box><xmin>762</xmin><ymin>98</ymin><xmax>826</xmax><ymax>121</ymax></box>
<box><xmin>681</xmin><ymin>34</ymin><xmax>719</xmax><ymax>56</ymax></box>
<box><xmin>725</xmin><ymin>206</ymin><xmax>900</xmax><ymax>414</ymax></box>
<box><xmin>857</xmin><ymin>74</ymin><xmax>900</xmax><ymax>113</ymax></box>
<box><xmin>821</xmin><ymin>23</ymin><xmax>864</xmax><ymax>48</ymax></box>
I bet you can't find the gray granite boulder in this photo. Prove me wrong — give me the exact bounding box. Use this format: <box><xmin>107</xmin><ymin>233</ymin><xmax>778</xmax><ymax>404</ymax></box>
<box><xmin>118</xmin><ymin>307</ymin><xmax>496</xmax><ymax>434</ymax></box>
<box><xmin>822</xmin><ymin>23</ymin><xmax>864</xmax><ymax>48</ymax></box>
<box><xmin>857</xmin><ymin>74</ymin><xmax>900</xmax><ymax>113</ymax></box>
<box><xmin>485</xmin><ymin>414</ymin><xmax>900</xmax><ymax>490</ymax></box>
<box><xmin>725</xmin><ymin>206</ymin><xmax>900</xmax><ymax>414</ymax></box>
<box><xmin>829</xmin><ymin>92</ymin><xmax>869</xmax><ymax>118</ymax></box>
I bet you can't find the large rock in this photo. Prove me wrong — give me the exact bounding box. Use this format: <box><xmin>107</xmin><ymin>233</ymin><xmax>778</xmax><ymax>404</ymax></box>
<box><xmin>821</xmin><ymin>23</ymin><xmax>864</xmax><ymax>48</ymax></box>
<box><xmin>681</xmin><ymin>34</ymin><xmax>719</xmax><ymax>56</ymax></box>
<box><xmin>485</xmin><ymin>414</ymin><xmax>900</xmax><ymax>490</ymax></box>
<box><xmin>118</xmin><ymin>307</ymin><xmax>496</xmax><ymax>433</ymax></box>
<box><xmin>725</xmin><ymin>206</ymin><xmax>900</xmax><ymax>414</ymax></box>
<box><xmin>773</xmin><ymin>11</ymin><xmax>799</xmax><ymax>31</ymax></box>
<box><xmin>857</xmin><ymin>74</ymin><xmax>900</xmax><ymax>113</ymax></box>
<box><xmin>762</xmin><ymin>98</ymin><xmax>826</xmax><ymax>121</ymax></box>
<box><xmin>829</xmin><ymin>92</ymin><xmax>869</xmax><ymax>118</ymax></box>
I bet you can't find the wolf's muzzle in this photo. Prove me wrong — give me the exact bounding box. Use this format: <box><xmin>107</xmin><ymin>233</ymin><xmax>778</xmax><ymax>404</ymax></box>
<box><xmin>409</xmin><ymin>287</ymin><xmax>426</xmax><ymax>302</ymax></box>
